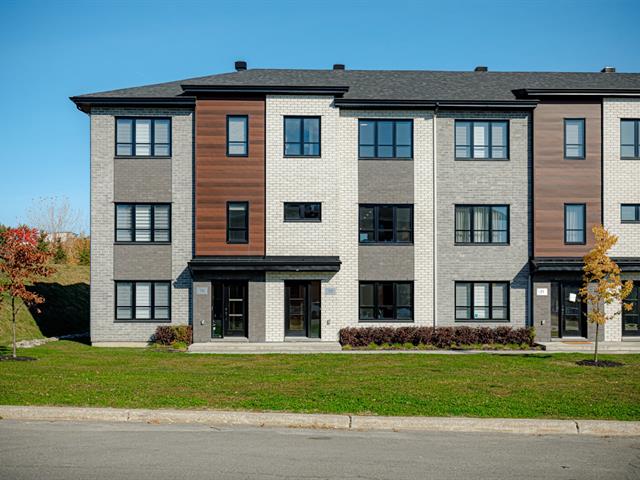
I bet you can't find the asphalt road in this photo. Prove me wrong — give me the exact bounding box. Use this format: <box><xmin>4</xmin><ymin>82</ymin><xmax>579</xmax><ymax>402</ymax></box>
<box><xmin>0</xmin><ymin>420</ymin><xmax>639</xmax><ymax>480</ymax></box>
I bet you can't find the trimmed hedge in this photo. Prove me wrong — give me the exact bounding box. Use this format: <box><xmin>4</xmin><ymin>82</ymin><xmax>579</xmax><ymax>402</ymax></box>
<box><xmin>152</xmin><ymin>325</ymin><xmax>193</xmax><ymax>346</ymax></box>
<box><xmin>339</xmin><ymin>326</ymin><xmax>535</xmax><ymax>349</ymax></box>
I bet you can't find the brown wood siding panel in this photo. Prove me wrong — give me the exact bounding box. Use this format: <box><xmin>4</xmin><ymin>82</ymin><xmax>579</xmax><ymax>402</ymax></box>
<box><xmin>533</xmin><ymin>100</ymin><xmax>601</xmax><ymax>257</ymax></box>
<box><xmin>195</xmin><ymin>98</ymin><xmax>265</xmax><ymax>256</ymax></box>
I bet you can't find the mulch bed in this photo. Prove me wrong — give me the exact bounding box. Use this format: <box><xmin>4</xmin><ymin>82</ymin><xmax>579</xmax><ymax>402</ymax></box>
<box><xmin>0</xmin><ymin>355</ymin><xmax>37</xmax><ymax>362</ymax></box>
<box><xmin>576</xmin><ymin>359</ymin><xmax>624</xmax><ymax>368</ymax></box>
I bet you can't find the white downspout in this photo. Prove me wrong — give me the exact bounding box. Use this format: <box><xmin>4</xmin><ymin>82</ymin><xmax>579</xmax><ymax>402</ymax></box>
<box><xmin>432</xmin><ymin>105</ymin><xmax>438</xmax><ymax>327</ymax></box>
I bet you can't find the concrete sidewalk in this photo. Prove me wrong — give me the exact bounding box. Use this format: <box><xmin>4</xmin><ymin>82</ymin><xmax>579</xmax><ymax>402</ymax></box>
<box><xmin>1</xmin><ymin>405</ymin><xmax>638</xmax><ymax>437</ymax></box>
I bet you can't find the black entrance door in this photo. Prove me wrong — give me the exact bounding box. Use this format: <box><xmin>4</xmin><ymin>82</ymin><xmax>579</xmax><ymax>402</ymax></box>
<box><xmin>212</xmin><ymin>282</ymin><xmax>247</xmax><ymax>338</ymax></box>
<box><xmin>623</xmin><ymin>282</ymin><xmax>640</xmax><ymax>337</ymax></box>
<box><xmin>285</xmin><ymin>281</ymin><xmax>321</xmax><ymax>338</ymax></box>
<box><xmin>560</xmin><ymin>282</ymin><xmax>587</xmax><ymax>337</ymax></box>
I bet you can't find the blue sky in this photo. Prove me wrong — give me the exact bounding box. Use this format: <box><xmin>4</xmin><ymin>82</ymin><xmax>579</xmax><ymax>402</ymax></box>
<box><xmin>1</xmin><ymin>0</ymin><xmax>639</xmax><ymax>232</ymax></box>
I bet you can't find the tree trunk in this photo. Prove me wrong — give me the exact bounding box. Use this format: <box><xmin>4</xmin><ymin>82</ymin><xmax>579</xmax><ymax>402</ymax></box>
<box><xmin>594</xmin><ymin>323</ymin><xmax>599</xmax><ymax>364</ymax></box>
<box><xmin>11</xmin><ymin>296</ymin><xmax>16</xmax><ymax>359</ymax></box>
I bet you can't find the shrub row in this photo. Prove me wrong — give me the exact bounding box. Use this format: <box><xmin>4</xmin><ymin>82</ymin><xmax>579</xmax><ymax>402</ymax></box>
<box><xmin>339</xmin><ymin>326</ymin><xmax>535</xmax><ymax>349</ymax></box>
<box><xmin>152</xmin><ymin>325</ymin><xmax>193</xmax><ymax>346</ymax></box>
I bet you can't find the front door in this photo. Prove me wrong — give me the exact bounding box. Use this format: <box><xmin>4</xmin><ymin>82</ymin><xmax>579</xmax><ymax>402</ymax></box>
<box><xmin>622</xmin><ymin>282</ymin><xmax>640</xmax><ymax>337</ymax></box>
<box><xmin>284</xmin><ymin>281</ymin><xmax>321</xmax><ymax>338</ymax></box>
<box><xmin>212</xmin><ymin>282</ymin><xmax>247</xmax><ymax>338</ymax></box>
<box><xmin>560</xmin><ymin>282</ymin><xmax>587</xmax><ymax>337</ymax></box>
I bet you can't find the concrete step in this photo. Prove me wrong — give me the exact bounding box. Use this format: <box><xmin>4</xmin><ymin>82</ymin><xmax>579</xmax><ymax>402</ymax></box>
<box><xmin>189</xmin><ymin>341</ymin><xmax>342</xmax><ymax>354</ymax></box>
<box><xmin>540</xmin><ymin>341</ymin><xmax>640</xmax><ymax>353</ymax></box>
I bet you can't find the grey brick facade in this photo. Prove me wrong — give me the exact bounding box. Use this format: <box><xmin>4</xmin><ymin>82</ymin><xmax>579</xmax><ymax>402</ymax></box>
<box><xmin>435</xmin><ymin>111</ymin><xmax>532</xmax><ymax>327</ymax></box>
<box><xmin>90</xmin><ymin>107</ymin><xmax>193</xmax><ymax>344</ymax></box>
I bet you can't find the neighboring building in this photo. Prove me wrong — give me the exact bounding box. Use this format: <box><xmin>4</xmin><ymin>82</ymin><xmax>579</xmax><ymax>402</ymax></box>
<box><xmin>70</xmin><ymin>63</ymin><xmax>640</xmax><ymax>346</ymax></box>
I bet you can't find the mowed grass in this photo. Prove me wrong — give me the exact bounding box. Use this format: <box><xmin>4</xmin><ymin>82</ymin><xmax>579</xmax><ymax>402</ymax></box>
<box><xmin>1</xmin><ymin>341</ymin><xmax>639</xmax><ymax>420</ymax></box>
<box><xmin>0</xmin><ymin>265</ymin><xmax>89</xmax><ymax>345</ymax></box>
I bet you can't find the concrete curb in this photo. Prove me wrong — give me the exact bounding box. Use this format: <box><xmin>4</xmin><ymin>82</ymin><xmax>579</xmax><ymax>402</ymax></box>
<box><xmin>0</xmin><ymin>406</ymin><xmax>638</xmax><ymax>436</ymax></box>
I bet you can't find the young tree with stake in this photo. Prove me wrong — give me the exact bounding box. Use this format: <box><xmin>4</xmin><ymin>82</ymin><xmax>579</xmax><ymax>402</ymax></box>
<box><xmin>579</xmin><ymin>225</ymin><xmax>633</xmax><ymax>364</ymax></box>
<box><xmin>0</xmin><ymin>226</ymin><xmax>54</xmax><ymax>359</ymax></box>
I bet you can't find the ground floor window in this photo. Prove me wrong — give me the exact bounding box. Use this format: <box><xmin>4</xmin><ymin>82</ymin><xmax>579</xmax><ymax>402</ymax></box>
<box><xmin>115</xmin><ymin>281</ymin><xmax>171</xmax><ymax>321</ymax></box>
<box><xmin>455</xmin><ymin>281</ymin><xmax>509</xmax><ymax>321</ymax></box>
<box><xmin>623</xmin><ymin>282</ymin><xmax>640</xmax><ymax>337</ymax></box>
<box><xmin>359</xmin><ymin>282</ymin><xmax>413</xmax><ymax>321</ymax></box>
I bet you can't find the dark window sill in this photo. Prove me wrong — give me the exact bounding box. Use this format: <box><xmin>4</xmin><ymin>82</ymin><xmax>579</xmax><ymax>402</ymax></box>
<box><xmin>226</xmin><ymin>154</ymin><xmax>249</xmax><ymax>158</ymax></box>
<box><xmin>284</xmin><ymin>155</ymin><xmax>322</xmax><ymax>159</ymax></box>
<box><xmin>564</xmin><ymin>157</ymin><xmax>586</xmax><ymax>161</ymax></box>
<box><xmin>114</xmin><ymin>319</ymin><xmax>172</xmax><ymax>323</ymax></box>
<box><xmin>227</xmin><ymin>241</ymin><xmax>249</xmax><ymax>244</ymax></box>
<box><xmin>284</xmin><ymin>219</ymin><xmax>322</xmax><ymax>223</ymax></box>
<box><xmin>455</xmin><ymin>158</ymin><xmax>510</xmax><ymax>162</ymax></box>
<box><xmin>114</xmin><ymin>242</ymin><xmax>172</xmax><ymax>246</ymax></box>
<box><xmin>114</xmin><ymin>156</ymin><xmax>172</xmax><ymax>160</ymax></box>
<box><xmin>564</xmin><ymin>242</ymin><xmax>586</xmax><ymax>245</ymax></box>
<box><xmin>359</xmin><ymin>319</ymin><xmax>415</xmax><ymax>323</ymax></box>
<box><xmin>359</xmin><ymin>157</ymin><xmax>413</xmax><ymax>161</ymax></box>
<box><xmin>455</xmin><ymin>243</ymin><xmax>510</xmax><ymax>246</ymax></box>
<box><xmin>621</xmin><ymin>221</ymin><xmax>640</xmax><ymax>224</ymax></box>
<box><xmin>359</xmin><ymin>242</ymin><xmax>414</xmax><ymax>246</ymax></box>
<box><xmin>621</xmin><ymin>157</ymin><xmax>640</xmax><ymax>161</ymax></box>
<box><xmin>455</xmin><ymin>319</ymin><xmax>511</xmax><ymax>323</ymax></box>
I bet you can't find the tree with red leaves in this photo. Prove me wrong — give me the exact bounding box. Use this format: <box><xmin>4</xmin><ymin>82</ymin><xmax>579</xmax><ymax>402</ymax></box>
<box><xmin>0</xmin><ymin>226</ymin><xmax>55</xmax><ymax>358</ymax></box>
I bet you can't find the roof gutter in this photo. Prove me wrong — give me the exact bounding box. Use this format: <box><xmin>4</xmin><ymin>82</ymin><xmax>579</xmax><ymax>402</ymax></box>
<box><xmin>69</xmin><ymin>96</ymin><xmax>196</xmax><ymax>114</ymax></box>
<box><xmin>333</xmin><ymin>99</ymin><xmax>538</xmax><ymax>109</ymax></box>
<box><xmin>514</xmin><ymin>88</ymin><xmax>640</xmax><ymax>98</ymax></box>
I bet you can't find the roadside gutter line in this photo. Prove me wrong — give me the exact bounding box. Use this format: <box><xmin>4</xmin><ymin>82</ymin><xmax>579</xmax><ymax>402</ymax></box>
<box><xmin>0</xmin><ymin>406</ymin><xmax>638</xmax><ymax>437</ymax></box>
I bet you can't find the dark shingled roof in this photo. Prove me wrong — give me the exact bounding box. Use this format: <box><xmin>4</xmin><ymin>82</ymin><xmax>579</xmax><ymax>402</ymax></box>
<box><xmin>72</xmin><ymin>68</ymin><xmax>640</xmax><ymax>102</ymax></box>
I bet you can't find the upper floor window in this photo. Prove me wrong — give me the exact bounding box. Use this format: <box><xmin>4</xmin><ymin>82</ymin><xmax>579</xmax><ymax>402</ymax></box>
<box><xmin>564</xmin><ymin>119</ymin><xmax>585</xmax><ymax>159</ymax></box>
<box><xmin>359</xmin><ymin>281</ymin><xmax>413</xmax><ymax>322</ymax></box>
<box><xmin>359</xmin><ymin>204</ymin><xmax>413</xmax><ymax>244</ymax></box>
<box><xmin>116</xmin><ymin>281</ymin><xmax>170</xmax><ymax>321</ymax></box>
<box><xmin>284</xmin><ymin>117</ymin><xmax>320</xmax><ymax>157</ymax></box>
<box><xmin>621</xmin><ymin>204</ymin><xmax>640</xmax><ymax>223</ymax></box>
<box><xmin>564</xmin><ymin>204</ymin><xmax>586</xmax><ymax>244</ymax></box>
<box><xmin>621</xmin><ymin>119</ymin><xmax>640</xmax><ymax>159</ymax></box>
<box><xmin>455</xmin><ymin>281</ymin><xmax>509</xmax><ymax>322</ymax></box>
<box><xmin>116</xmin><ymin>118</ymin><xmax>171</xmax><ymax>157</ymax></box>
<box><xmin>455</xmin><ymin>205</ymin><xmax>509</xmax><ymax>244</ymax></box>
<box><xmin>227</xmin><ymin>115</ymin><xmax>248</xmax><ymax>156</ymax></box>
<box><xmin>455</xmin><ymin>120</ymin><xmax>508</xmax><ymax>160</ymax></box>
<box><xmin>227</xmin><ymin>201</ymin><xmax>248</xmax><ymax>243</ymax></box>
<box><xmin>359</xmin><ymin>119</ymin><xmax>412</xmax><ymax>159</ymax></box>
<box><xmin>115</xmin><ymin>204</ymin><xmax>170</xmax><ymax>243</ymax></box>
<box><xmin>284</xmin><ymin>202</ymin><xmax>321</xmax><ymax>222</ymax></box>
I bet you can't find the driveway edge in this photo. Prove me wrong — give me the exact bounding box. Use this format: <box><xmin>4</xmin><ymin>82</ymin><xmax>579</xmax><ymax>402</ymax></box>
<box><xmin>1</xmin><ymin>406</ymin><xmax>638</xmax><ymax>436</ymax></box>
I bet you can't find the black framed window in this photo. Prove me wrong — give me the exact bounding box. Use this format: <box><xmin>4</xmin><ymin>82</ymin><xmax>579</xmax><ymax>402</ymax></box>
<box><xmin>359</xmin><ymin>205</ymin><xmax>413</xmax><ymax>244</ymax></box>
<box><xmin>623</xmin><ymin>283</ymin><xmax>640</xmax><ymax>336</ymax></box>
<box><xmin>359</xmin><ymin>282</ymin><xmax>413</xmax><ymax>321</ymax></box>
<box><xmin>455</xmin><ymin>281</ymin><xmax>509</xmax><ymax>322</ymax></box>
<box><xmin>564</xmin><ymin>118</ymin><xmax>585</xmax><ymax>159</ymax></box>
<box><xmin>227</xmin><ymin>202</ymin><xmax>248</xmax><ymax>243</ymax></box>
<box><xmin>455</xmin><ymin>205</ymin><xmax>509</xmax><ymax>244</ymax></box>
<box><xmin>284</xmin><ymin>202</ymin><xmax>321</xmax><ymax>222</ymax></box>
<box><xmin>284</xmin><ymin>117</ymin><xmax>320</xmax><ymax>157</ymax></box>
<box><xmin>227</xmin><ymin>115</ymin><xmax>248</xmax><ymax>156</ymax></box>
<box><xmin>116</xmin><ymin>118</ymin><xmax>171</xmax><ymax>157</ymax></box>
<box><xmin>621</xmin><ymin>120</ymin><xmax>640</xmax><ymax>159</ymax></box>
<box><xmin>564</xmin><ymin>204</ymin><xmax>586</xmax><ymax>244</ymax></box>
<box><xmin>621</xmin><ymin>204</ymin><xmax>640</xmax><ymax>223</ymax></box>
<box><xmin>359</xmin><ymin>119</ymin><xmax>413</xmax><ymax>159</ymax></box>
<box><xmin>455</xmin><ymin>120</ymin><xmax>508</xmax><ymax>160</ymax></box>
<box><xmin>115</xmin><ymin>281</ymin><xmax>171</xmax><ymax>321</ymax></box>
<box><xmin>115</xmin><ymin>204</ymin><xmax>170</xmax><ymax>243</ymax></box>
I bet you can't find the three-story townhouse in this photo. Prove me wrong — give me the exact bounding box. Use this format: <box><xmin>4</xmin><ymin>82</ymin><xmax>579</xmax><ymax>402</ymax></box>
<box><xmin>71</xmin><ymin>63</ymin><xmax>640</xmax><ymax>347</ymax></box>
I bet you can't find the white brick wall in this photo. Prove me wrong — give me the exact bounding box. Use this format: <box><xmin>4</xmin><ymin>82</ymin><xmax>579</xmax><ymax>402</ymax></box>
<box><xmin>265</xmin><ymin>96</ymin><xmax>355</xmax><ymax>341</ymax></box>
<box><xmin>90</xmin><ymin>108</ymin><xmax>192</xmax><ymax>343</ymax></box>
<box><xmin>603</xmin><ymin>98</ymin><xmax>640</xmax><ymax>341</ymax></box>
<box><xmin>264</xmin><ymin>98</ymin><xmax>434</xmax><ymax>339</ymax></box>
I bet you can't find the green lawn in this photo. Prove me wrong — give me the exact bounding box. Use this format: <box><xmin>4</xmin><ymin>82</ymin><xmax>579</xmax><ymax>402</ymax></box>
<box><xmin>1</xmin><ymin>341</ymin><xmax>639</xmax><ymax>420</ymax></box>
<box><xmin>0</xmin><ymin>265</ymin><xmax>89</xmax><ymax>345</ymax></box>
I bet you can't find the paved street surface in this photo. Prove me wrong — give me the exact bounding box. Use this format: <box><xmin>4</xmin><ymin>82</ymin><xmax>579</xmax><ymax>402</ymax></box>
<box><xmin>1</xmin><ymin>420</ymin><xmax>638</xmax><ymax>479</ymax></box>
